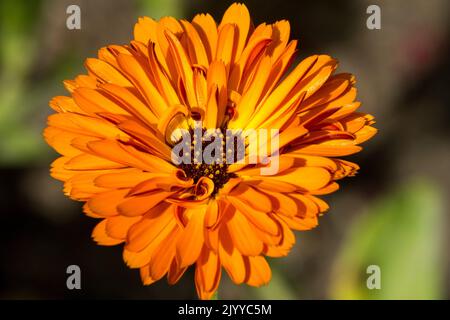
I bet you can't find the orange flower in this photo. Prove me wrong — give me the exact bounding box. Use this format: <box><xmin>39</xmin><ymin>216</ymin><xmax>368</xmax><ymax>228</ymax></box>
<box><xmin>44</xmin><ymin>3</ymin><xmax>376</xmax><ymax>299</ymax></box>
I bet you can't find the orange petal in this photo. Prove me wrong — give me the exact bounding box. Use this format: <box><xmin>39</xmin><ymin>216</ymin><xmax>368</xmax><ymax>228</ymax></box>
<box><xmin>218</xmin><ymin>226</ymin><xmax>246</xmax><ymax>284</ymax></box>
<box><xmin>246</xmin><ymin>55</ymin><xmax>318</xmax><ymax>129</ymax></box>
<box><xmin>100</xmin><ymin>83</ymin><xmax>159</xmax><ymax>126</ymax></box>
<box><xmin>128</xmin><ymin>172</ymin><xmax>192</xmax><ymax>195</ymax></box>
<box><xmin>116</xmin><ymin>53</ymin><xmax>168</xmax><ymax>117</ymax></box>
<box><xmin>229</xmin><ymin>56</ymin><xmax>272</xmax><ymax>129</ymax></box>
<box><xmin>176</xmin><ymin>207</ymin><xmax>206</xmax><ymax>268</ymax></box>
<box><xmin>140</xmin><ymin>264</ymin><xmax>157</xmax><ymax>285</ymax></box>
<box><xmin>219</xmin><ymin>3</ymin><xmax>251</xmax><ymax>62</ymax></box>
<box><xmin>205</xmin><ymin>199</ymin><xmax>219</xmax><ymax>228</ymax></box>
<box><xmin>204</xmin><ymin>85</ymin><xmax>219</xmax><ymax>128</ymax></box>
<box><xmin>167</xmin><ymin>259</ymin><xmax>188</xmax><ymax>285</ymax></box>
<box><xmin>226</xmin><ymin>209</ymin><xmax>264</xmax><ymax>256</ymax></box>
<box><xmin>49</xmin><ymin>96</ymin><xmax>84</xmax><ymax>113</ymax></box>
<box><xmin>126</xmin><ymin>202</ymin><xmax>176</xmax><ymax>252</ymax></box>
<box><xmin>192</xmin><ymin>13</ymin><xmax>218</xmax><ymax>63</ymax></box>
<box><xmin>262</xmin><ymin>190</ymin><xmax>299</xmax><ymax>217</ymax></box>
<box><xmin>87</xmin><ymin>189</ymin><xmax>130</xmax><ymax>217</ymax></box>
<box><xmin>229</xmin><ymin>31</ymin><xmax>271</xmax><ymax>92</ymax></box>
<box><xmin>118</xmin><ymin>190</ymin><xmax>174</xmax><ymax>217</ymax></box>
<box><xmin>180</xmin><ymin>20</ymin><xmax>209</xmax><ymax>68</ymax></box>
<box><xmin>206</xmin><ymin>60</ymin><xmax>227</xmax><ymax>126</ymax></box>
<box><xmin>87</xmin><ymin>139</ymin><xmax>176</xmax><ymax>173</ymax></box>
<box><xmin>227</xmin><ymin>196</ymin><xmax>279</xmax><ymax>235</ymax></box>
<box><xmin>94</xmin><ymin>168</ymin><xmax>156</xmax><ymax>188</ymax></box>
<box><xmin>264</xmin><ymin>215</ymin><xmax>295</xmax><ymax>257</ymax></box>
<box><xmin>243</xmin><ymin>178</ymin><xmax>298</xmax><ymax>193</ymax></box>
<box><xmin>164</xmin><ymin>30</ymin><xmax>197</xmax><ymax>107</ymax></box>
<box><xmin>267</xmin><ymin>20</ymin><xmax>291</xmax><ymax>61</ymax></box>
<box><xmin>263</xmin><ymin>166</ymin><xmax>331</xmax><ymax>191</ymax></box>
<box><xmin>244</xmin><ymin>256</ymin><xmax>272</xmax><ymax>287</ymax></box>
<box><xmin>292</xmin><ymin>139</ymin><xmax>362</xmax><ymax>157</ymax></box>
<box><xmin>106</xmin><ymin>215</ymin><xmax>141</xmax><ymax>240</ymax></box>
<box><xmin>73</xmin><ymin>87</ymin><xmax>128</xmax><ymax>116</ymax></box>
<box><xmin>215</xmin><ymin>23</ymin><xmax>236</xmax><ymax>74</ymax></box>
<box><xmin>147</xmin><ymin>42</ymin><xmax>181</xmax><ymax>106</ymax></box>
<box><xmin>44</xmin><ymin>127</ymin><xmax>82</xmax><ymax>157</ymax></box>
<box><xmin>92</xmin><ymin>219</ymin><xmax>123</xmax><ymax>246</ymax></box>
<box><xmin>48</xmin><ymin>113</ymin><xmax>127</xmax><ymax>140</ymax></box>
<box><xmin>85</xmin><ymin>58</ymin><xmax>132</xmax><ymax>87</ymax></box>
<box><xmin>229</xmin><ymin>183</ymin><xmax>273</xmax><ymax>212</ymax></box>
<box><xmin>195</xmin><ymin>247</ymin><xmax>221</xmax><ymax>300</ymax></box>
<box><xmin>149</xmin><ymin>227</ymin><xmax>179</xmax><ymax>280</ymax></box>
<box><xmin>134</xmin><ymin>16</ymin><xmax>158</xmax><ymax>44</ymax></box>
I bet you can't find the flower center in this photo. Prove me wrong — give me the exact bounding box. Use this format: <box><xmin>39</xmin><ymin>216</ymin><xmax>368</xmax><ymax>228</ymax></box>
<box><xmin>177</xmin><ymin>128</ymin><xmax>237</xmax><ymax>197</ymax></box>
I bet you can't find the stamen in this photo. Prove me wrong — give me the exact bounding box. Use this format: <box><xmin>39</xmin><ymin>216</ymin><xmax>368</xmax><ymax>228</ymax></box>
<box><xmin>177</xmin><ymin>127</ymin><xmax>237</xmax><ymax>197</ymax></box>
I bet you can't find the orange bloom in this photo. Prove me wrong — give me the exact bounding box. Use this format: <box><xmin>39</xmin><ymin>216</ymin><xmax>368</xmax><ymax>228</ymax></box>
<box><xmin>44</xmin><ymin>3</ymin><xmax>376</xmax><ymax>299</ymax></box>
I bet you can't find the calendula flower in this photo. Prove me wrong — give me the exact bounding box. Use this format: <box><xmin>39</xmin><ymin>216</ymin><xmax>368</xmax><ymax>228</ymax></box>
<box><xmin>44</xmin><ymin>3</ymin><xmax>376</xmax><ymax>299</ymax></box>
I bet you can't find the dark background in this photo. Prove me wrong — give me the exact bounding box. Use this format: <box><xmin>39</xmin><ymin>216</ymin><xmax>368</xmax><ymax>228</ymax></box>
<box><xmin>0</xmin><ymin>0</ymin><xmax>449</xmax><ymax>299</ymax></box>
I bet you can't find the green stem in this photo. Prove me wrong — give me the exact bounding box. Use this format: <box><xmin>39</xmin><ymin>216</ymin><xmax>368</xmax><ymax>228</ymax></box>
<box><xmin>211</xmin><ymin>290</ymin><xmax>219</xmax><ymax>300</ymax></box>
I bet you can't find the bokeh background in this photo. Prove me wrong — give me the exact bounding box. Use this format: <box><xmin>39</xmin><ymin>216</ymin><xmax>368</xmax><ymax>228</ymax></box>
<box><xmin>0</xmin><ymin>0</ymin><xmax>449</xmax><ymax>299</ymax></box>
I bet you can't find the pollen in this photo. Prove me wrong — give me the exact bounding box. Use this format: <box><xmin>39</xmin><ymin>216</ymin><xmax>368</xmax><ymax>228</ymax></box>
<box><xmin>178</xmin><ymin>127</ymin><xmax>237</xmax><ymax>196</ymax></box>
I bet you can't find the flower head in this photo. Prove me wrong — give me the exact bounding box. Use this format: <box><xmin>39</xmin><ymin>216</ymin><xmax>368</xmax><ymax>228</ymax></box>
<box><xmin>45</xmin><ymin>3</ymin><xmax>376</xmax><ymax>299</ymax></box>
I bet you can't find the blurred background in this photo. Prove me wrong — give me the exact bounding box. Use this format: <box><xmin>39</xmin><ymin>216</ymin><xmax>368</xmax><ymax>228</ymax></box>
<box><xmin>0</xmin><ymin>0</ymin><xmax>449</xmax><ymax>299</ymax></box>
